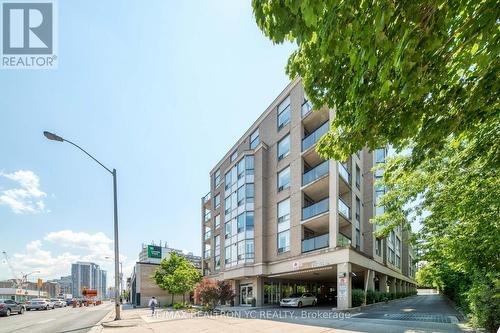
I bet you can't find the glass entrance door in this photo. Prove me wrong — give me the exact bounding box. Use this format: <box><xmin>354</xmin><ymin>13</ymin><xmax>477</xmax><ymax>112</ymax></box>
<box><xmin>240</xmin><ymin>284</ymin><xmax>253</xmax><ymax>305</ymax></box>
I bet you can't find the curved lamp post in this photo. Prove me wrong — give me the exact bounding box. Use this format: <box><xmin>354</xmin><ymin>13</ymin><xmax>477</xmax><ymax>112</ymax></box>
<box><xmin>43</xmin><ymin>131</ymin><xmax>121</xmax><ymax>320</ymax></box>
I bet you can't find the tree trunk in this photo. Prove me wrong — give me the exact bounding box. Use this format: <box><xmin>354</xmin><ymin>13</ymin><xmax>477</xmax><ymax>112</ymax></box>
<box><xmin>171</xmin><ymin>294</ymin><xmax>174</xmax><ymax>306</ymax></box>
<box><xmin>182</xmin><ymin>293</ymin><xmax>185</xmax><ymax>304</ymax></box>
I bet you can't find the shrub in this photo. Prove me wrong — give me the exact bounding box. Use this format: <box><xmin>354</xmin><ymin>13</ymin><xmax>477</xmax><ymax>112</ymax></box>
<box><xmin>351</xmin><ymin>289</ymin><xmax>365</xmax><ymax>307</ymax></box>
<box><xmin>366</xmin><ymin>290</ymin><xmax>376</xmax><ymax>304</ymax></box>
<box><xmin>173</xmin><ymin>302</ymin><xmax>184</xmax><ymax>309</ymax></box>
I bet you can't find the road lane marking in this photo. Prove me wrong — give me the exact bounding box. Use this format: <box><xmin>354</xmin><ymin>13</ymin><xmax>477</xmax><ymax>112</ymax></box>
<box><xmin>37</xmin><ymin>318</ymin><xmax>55</xmax><ymax>324</ymax></box>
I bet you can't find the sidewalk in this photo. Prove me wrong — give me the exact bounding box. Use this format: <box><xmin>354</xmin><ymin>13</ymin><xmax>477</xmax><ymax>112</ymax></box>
<box><xmin>93</xmin><ymin>305</ymin><xmax>358</xmax><ymax>333</ymax></box>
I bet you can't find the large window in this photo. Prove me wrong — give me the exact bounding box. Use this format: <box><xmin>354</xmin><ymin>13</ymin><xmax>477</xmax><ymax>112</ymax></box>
<box><xmin>250</xmin><ymin>129</ymin><xmax>260</xmax><ymax>149</ymax></box>
<box><xmin>277</xmin><ymin>96</ymin><xmax>291</xmax><ymax>130</ymax></box>
<box><xmin>355</xmin><ymin>196</ymin><xmax>361</xmax><ymax>222</ymax></box>
<box><xmin>215</xmin><ymin>214</ymin><xmax>220</xmax><ymax>229</ymax></box>
<box><xmin>225</xmin><ymin>246</ymin><xmax>231</xmax><ymax>264</ymax></box>
<box><xmin>277</xmin><ymin>198</ymin><xmax>290</xmax><ymax>224</ymax></box>
<box><xmin>230</xmin><ymin>150</ymin><xmax>238</xmax><ymax>162</ymax></box>
<box><xmin>225</xmin><ymin>195</ymin><xmax>232</xmax><ymax>214</ymax></box>
<box><xmin>214</xmin><ymin>194</ymin><xmax>220</xmax><ymax>209</ymax></box>
<box><xmin>375</xmin><ymin>238</ymin><xmax>382</xmax><ymax>256</ymax></box>
<box><xmin>375</xmin><ymin>148</ymin><xmax>386</xmax><ymax>164</ymax></box>
<box><xmin>277</xmin><ymin>134</ymin><xmax>290</xmax><ymax>160</ymax></box>
<box><xmin>278</xmin><ymin>230</ymin><xmax>290</xmax><ymax>253</ymax></box>
<box><xmin>225</xmin><ymin>171</ymin><xmax>232</xmax><ymax>190</ymax></box>
<box><xmin>237</xmin><ymin>158</ymin><xmax>245</xmax><ymax>179</ymax></box>
<box><xmin>355</xmin><ymin>164</ymin><xmax>361</xmax><ymax>189</ymax></box>
<box><xmin>277</xmin><ymin>198</ymin><xmax>290</xmax><ymax>253</ymax></box>
<box><xmin>277</xmin><ymin>166</ymin><xmax>290</xmax><ymax>191</ymax></box>
<box><xmin>224</xmin><ymin>222</ymin><xmax>231</xmax><ymax>239</ymax></box>
<box><xmin>214</xmin><ymin>169</ymin><xmax>221</xmax><ymax>188</ymax></box>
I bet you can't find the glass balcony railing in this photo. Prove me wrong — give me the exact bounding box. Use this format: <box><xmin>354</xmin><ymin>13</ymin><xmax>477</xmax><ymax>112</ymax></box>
<box><xmin>338</xmin><ymin>162</ymin><xmax>351</xmax><ymax>184</ymax></box>
<box><xmin>202</xmin><ymin>192</ymin><xmax>210</xmax><ymax>204</ymax></box>
<box><xmin>302</xmin><ymin>122</ymin><xmax>329</xmax><ymax>151</ymax></box>
<box><xmin>302</xmin><ymin>197</ymin><xmax>329</xmax><ymax>220</ymax></box>
<box><xmin>338</xmin><ymin>198</ymin><xmax>351</xmax><ymax>219</ymax></box>
<box><xmin>301</xmin><ymin>100</ymin><xmax>313</xmax><ymax>118</ymax></box>
<box><xmin>302</xmin><ymin>160</ymin><xmax>329</xmax><ymax>186</ymax></box>
<box><xmin>337</xmin><ymin>233</ymin><xmax>352</xmax><ymax>247</ymax></box>
<box><xmin>302</xmin><ymin>233</ymin><xmax>329</xmax><ymax>253</ymax></box>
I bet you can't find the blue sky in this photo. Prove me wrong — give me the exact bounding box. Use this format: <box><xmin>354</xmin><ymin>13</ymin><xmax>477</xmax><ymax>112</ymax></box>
<box><xmin>0</xmin><ymin>0</ymin><xmax>294</xmax><ymax>284</ymax></box>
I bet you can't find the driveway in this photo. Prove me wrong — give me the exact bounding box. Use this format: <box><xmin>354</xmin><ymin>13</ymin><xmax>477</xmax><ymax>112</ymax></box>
<box><xmin>219</xmin><ymin>295</ymin><xmax>469</xmax><ymax>333</ymax></box>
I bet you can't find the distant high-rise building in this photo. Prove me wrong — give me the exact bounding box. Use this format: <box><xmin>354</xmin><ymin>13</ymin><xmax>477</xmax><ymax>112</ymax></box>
<box><xmin>48</xmin><ymin>275</ymin><xmax>72</xmax><ymax>297</ymax></box>
<box><xmin>71</xmin><ymin>262</ymin><xmax>107</xmax><ymax>298</ymax></box>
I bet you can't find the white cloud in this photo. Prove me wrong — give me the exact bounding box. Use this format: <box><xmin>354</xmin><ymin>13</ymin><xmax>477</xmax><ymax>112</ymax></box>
<box><xmin>0</xmin><ymin>170</ymin><xmax>47</xmax><ymax>214</ymax></box>
<box><xmin>1</xmin><ymin>230</ymin><xmax>129</xmax><ymax>286</ymax></box>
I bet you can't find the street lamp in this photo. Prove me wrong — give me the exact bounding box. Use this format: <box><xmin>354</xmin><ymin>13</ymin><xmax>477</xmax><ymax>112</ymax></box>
<box><xmin>43</xmin><ymin>131</ymin><xmax>121</xmax><ymax>320</ymax></box>
<box><xmin>104</xmin><ymin>256</ymin><xmax>123</xmax><ymax>302</ymax></box>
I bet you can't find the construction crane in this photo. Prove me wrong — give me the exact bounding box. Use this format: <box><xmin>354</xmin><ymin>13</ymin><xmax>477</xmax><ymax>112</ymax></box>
<box><xmin>2</xmin><ymin>251</ymin><xmax>40</xmax><ymax>290</ymax></box>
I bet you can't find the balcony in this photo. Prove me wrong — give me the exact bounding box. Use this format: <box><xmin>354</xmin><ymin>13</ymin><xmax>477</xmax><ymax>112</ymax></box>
<box><xmin>204</xmin><ymin>211</ymin><xmax>211</xmax><ymax>223</ymax></box>
<box><xmin>338</xmin><ymin>162</ymin><xmax>351</xmax><ymax>184</ymax></box>
<box><xmin>337</xmin><ymin>233</ymin><xmax>352</xmax><ymax>247</ymax></box>
<box><xmin>302</xmin><ymin>198</ymin><xmax>329</xmax><ymax>220</ymax></box>
<box><xmin>302</xmin><ymin>121</ymin><xmax>329</xmax><ymax>152</ymax></box>
<box><xmin>303</xmin><ymin>160</ymin><xmax>329</xmax><ymax>186</ymax></box>
<box><xmin>338</xmin><ymin>198</ymin><xmax>351</xmax><ymax>220</ymax></box>
<box><xmin>302</xmin><ymin>233</ymin><xmax>329</xmax><ymax>253</ymax></box>
<box><xmin>301</xmin><ymin>100</ymin><xmax>312</xmax><ymax>118</ymax></box>
<box><xmin>204</xmin><ymin>231</ymin><xmax>211</xmax><ymax>241</ymax></box>
<box><xmin>202</xmin><ymin>192</ymin><xmax>211</xmax><ymax>206</ymax></box>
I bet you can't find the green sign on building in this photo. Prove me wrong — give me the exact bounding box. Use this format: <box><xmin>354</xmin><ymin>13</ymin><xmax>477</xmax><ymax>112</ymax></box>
<box><xmin>147</xmin><ymin>245</ymin><xmax>162</xmax><ymax>259</ymax></box>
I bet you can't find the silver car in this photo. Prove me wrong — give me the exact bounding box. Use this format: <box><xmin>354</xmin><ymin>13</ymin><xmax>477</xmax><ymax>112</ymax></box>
<box><xmin>25</xmin><ymin>298</ymin><xmax>54</xmax><ymax>310</ymax></box>
<box><xmin>280</xmin><ymin>293</ymin><xmax>317</xmax><ymax>308</ymax></box>
<box><xmin>51</xmin><ymin>298</ymin><xmax>66</xmax><ymax>308</ymax></box>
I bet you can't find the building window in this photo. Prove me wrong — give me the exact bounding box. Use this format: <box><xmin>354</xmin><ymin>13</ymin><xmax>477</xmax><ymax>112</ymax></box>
<box><xmin>224</xmin><ymin>246</ymin><xmax>231</xmax><ymax>264</ymax></box>
<box><xmin>355</xmin><ymin>164</ymin><xmax>361</xmax><ymax>189</ymax></box>
<box><xmin>277</xmin><ymin>96</ymin><xmax>291</xmax><ymax>130</ymax></box>
<box><xmin>246</xmin><ymin>155</ymin><xmax>254</xmax><ymax>175</ymax></box>
<box><xmin>277</xmin><ymin>198</ymin><xmax>290</xmax><ymax>253</ymax></box>
<box><xmin>355</xmin><ymin>196</ymin><xmax>361</xmax><ymax>222</ymax></box>
<box><xmin>246</xmin><ymin>183</ymin><xmax>254</xmax><ymax>203</ymax></box>
<box><xmin>237</xmin><ymin>213</ymin><xmax>245</xmax><ymax>233</ymax></box>
<box><xmin>375</xmin><ymin>148</ymin><xmax>386</xmax><ymax>164</ymax></box>
<box><xmin>214</xmin><ymin>169</ymin><xmax>221</xmax><ymax>188</ymax></box>
<box><xmin>225</xmin><ymin>195</ymin><xmax>232</xmax><ymax>215</ymax></box>
<box><xmin>237</xmin><ymin>186</ymin><xmax>245</xmax><ymax>206</ymax></box>
<box><xmin>204</xmin><ymin>226</ymin><xmax>211</xmax><ymax>240</ymax></box>
<box><xmin>355</xmin><ymin>229</ymin><xmax>360</xmax><ymax>250</ymax></box>
<box><xmin>278</xmin><ymin>230</ymin><xmax>290</xmax><ymax>253</ymax></box>
<box><xmin>204</xmin><ymin>244</ymin><xmax>211</xmax><ymax>258</ymax></box>
<box><xmin>214</xmin><ymin>194</ymin><xmax>220</xmax><ymax>209</ymax></box>
<box><xmin>224</xmin><ymin>222</ymin><xmax>231</xmax><ymax>239</ymax></box>
<box><xmin>215</xmin><ymin>214</ymin><xmax>220</xmax><ymax>229</ymax></box>
<box><xmin>237</xmin><ymin>158</ymin><xmax>245</xmax><ymax>179</ymax></box>
<box><xmin>277</xmin><ymin>166</ymin><xmax>290</xmax><ymax>191</ymax></box>
<box><xmin>277</xmin><ymin>134</ymin><xmax>290</xmax><ymax>160</ymax></box>
<box><xmin>250</xmin><ymin>129</ymin><xmax>260</xmax><ymax>149</ymax></box>
<box><xmin>246</xmin><ymin>239</ymin><xmax>254</xmax><ymax>259</ymax></box>
<box><xmin>225</xmin><ymin>171</ymin><xmax>232</xmax><ymax>190</ymax></box>
<box><xmin>214</xmin><ymin>255</ymin><xmax>220</xmax><ymax>270</ymax></box>
<box><xmin>375</xmin><ymin>238</ymin><xmax>382</xmax><ymax>256</ymax></box>
<box><xmin>277</xmin><ymin>198</ymin><xmax>290</xmax><ymax>224</ymax></box>
<box><xmin>230</xmin><ymin>151</ymin><xmax>238</xmax><ymax>162</ymax></box>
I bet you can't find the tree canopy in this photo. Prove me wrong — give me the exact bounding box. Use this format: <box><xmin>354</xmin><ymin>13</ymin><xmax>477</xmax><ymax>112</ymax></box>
<box><xmin>153</xmin><ymin>253</ymin><xmax>201</xmax><ymax>305</ymax></box>
<box><xmin>253</xmin><ymin>0</ymin><xmax>499</xmax><ymax>166</ymax></box>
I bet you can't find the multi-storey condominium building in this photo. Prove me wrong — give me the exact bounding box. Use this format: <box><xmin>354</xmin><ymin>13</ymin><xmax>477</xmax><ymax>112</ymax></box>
<box><xmin>201</xmin><ymin>78</ymin><xmax>417</xmax><ymax>310</ymax></box>
<box><xmin>71</xmin><ymin>262</ymin><xmax>106</xmax><ymax>298</ymax></box>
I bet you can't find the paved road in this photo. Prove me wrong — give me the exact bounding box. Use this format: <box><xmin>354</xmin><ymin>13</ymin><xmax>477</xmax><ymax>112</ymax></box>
<box><xmin>0</xmin><ymin>303</ymin><xmax>112</xmax><ymax>333</ymax></box>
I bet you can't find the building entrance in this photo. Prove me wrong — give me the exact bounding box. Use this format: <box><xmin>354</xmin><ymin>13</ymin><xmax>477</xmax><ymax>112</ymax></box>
<box><xmin>240</xmin><ymin>284</ymin><xmax>253</xmax><ymax>306</ymax></box>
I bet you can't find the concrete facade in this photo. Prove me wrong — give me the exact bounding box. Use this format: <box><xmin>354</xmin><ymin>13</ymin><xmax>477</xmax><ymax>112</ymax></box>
<box><xmin>201</xmin><ymin>79</ymin><xmax>417</xmax><ymax>309</ymax></box>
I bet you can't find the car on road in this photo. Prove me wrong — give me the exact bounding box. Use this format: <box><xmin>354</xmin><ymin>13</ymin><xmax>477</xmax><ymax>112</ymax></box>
<box><xmin>0</xmin><ymin>299</ymin><xmax>25</xmax><ymax>316</ymax></box>
<box><xmin>279</xmin><ymin>293</ymin><xmax>317</xmax><ymax>308</ymax></box>
<box><xmin>25</xmin><ymin>298</ymin><xmax>54</xmax><ymax>311</ymax></box>
<box><xmin>51</xmin><ymin>298</ymin><xmax>66</xmax><ymax>308</ymax></box>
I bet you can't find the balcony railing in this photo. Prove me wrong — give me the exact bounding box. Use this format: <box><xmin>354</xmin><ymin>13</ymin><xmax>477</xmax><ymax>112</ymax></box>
<box><xmin>338</xmin><ymin>162</ymin><xmax>351</xmax><ymax>184</ymax></box>
<box><xmin>302</xmin><ymin>160</ymin><xmax>329</xmax><ymax>186</ymax></box>
<box><xmin>337</xmin><ymin>233</ymin><xmax>352</xmax><ymax>247</ymax></box>
<box><xmin>302</xmin><ymin>197</ymin><xmax>329</xmax><ymax>220</ymax></box>
<box><xmin>202</xmin><ymin>192</ymin><xmax>210</xmax><ymax>204</ymax></box>
<box><xmin>204</xmin><ymin>231</ymin><xmax>211</xmax><ymax>240</ymax></box>
<box><xmin>302</xmin><ymin>233</ymin><xmax>329</xmax><ymax>253</ymax></box>
<box><xmin>302</xmin><ymin>122</ymin><xmax>329</xmax><ymax>152</ymax></box>
<box><xmin>338</xmin><ymin>198</ymin><xmax>351</xmax><ymax>219</ymax></box>
<box><xmin>301</xmin><ymin>100</ymin><xmax>313</xmax><ymax>118</ymax></box>
<box><xmin>204</xmin><ymin>211</ymin><xmax>211</xmax><ymax>222</ymax></box>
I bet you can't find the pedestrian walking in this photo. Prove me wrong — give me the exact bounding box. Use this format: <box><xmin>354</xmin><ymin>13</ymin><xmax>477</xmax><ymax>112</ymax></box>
<box><xmin>148</xmin><ymin>296</ymin><xmax>158</xmax><ymax>316</ymax></box>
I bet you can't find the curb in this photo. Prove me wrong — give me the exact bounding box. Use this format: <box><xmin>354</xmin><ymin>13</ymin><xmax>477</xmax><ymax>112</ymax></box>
<box><xmin>343</xmin><ymin>295</ymin><xmax>419</xmax><ymax>313</ymax></box>
<box><xmin>87</xmin><ymin>305</ymin><xmax>116</xmax><ymax>333</ymax></box>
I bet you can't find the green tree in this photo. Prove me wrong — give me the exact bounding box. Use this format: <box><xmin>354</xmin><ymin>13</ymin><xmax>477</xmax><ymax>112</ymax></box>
<box><xmin>252</xmin><ymin>0</ymin><xmax>499</xmax><ymax>167</ymax></box>
<box><xmin>153</xmin><ymin>253</ymin><xmax>201</xmax><ymax>306</ymax></box>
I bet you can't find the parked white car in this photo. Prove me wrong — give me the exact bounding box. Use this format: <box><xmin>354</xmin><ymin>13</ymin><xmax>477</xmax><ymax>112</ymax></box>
<box><xmin>51</xmin><ymin>299</ymin><xmax>66</xmax><ymax>307</ymax></box>
<box><xmin>280</xmin><ymin>293</ymin><xmax>317</xmax><ymax>308</ymax></box>
<box><xmin>25</xmin><ymin>298</ymin><xmax>54</xmax><ymax>310</ymax></box>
